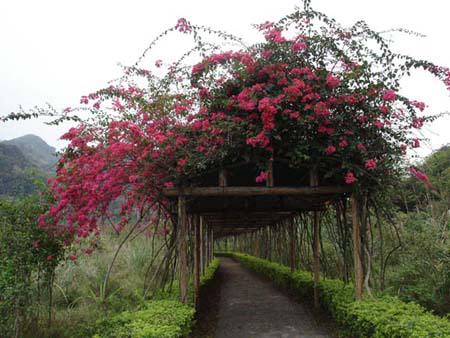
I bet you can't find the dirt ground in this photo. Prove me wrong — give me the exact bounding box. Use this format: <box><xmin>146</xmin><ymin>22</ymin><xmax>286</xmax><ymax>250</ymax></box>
<box><xmin>214</xmin><ymin>257</ymin><xmax>332</xmax><ymax>338</ymax></box>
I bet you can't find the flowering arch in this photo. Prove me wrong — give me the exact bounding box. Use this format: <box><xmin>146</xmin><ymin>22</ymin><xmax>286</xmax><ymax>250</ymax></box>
<box><xmin>5</xmin><ymin>3</ymin><xmax>449</xmax><ymax>255</ymax></box>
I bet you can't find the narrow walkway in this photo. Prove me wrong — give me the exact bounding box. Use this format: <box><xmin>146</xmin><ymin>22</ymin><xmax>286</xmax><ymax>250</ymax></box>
<box><xmin>215</xmin><ymin>257</ymin><xmax>331</xmax><ymax>338</ymax></box>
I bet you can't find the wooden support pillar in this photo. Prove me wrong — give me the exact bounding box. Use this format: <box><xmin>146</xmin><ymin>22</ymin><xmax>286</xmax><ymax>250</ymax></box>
<box><xmin>313</xmin><ymin>211</ymin><xmax>320</xmax><ymax>309</ymax></box>
<box><xmin>209</xmin><ymin>227</ymin><xmax>214</xmax><ymax>263</ymax></box>
<box><xmin>266</xmin><ymin>159</ymin><xmax>274</xmax><ymax>187</ymax></box>
<box><xmin>289</xmin><ymin>219</ymin><xmax>295</xmax><ymax>273</ymax></box>
<box><xmin>202</xmin><ymin>220</ymin><xmax>207</xmax><ymax>274</ymax></box>
<box><xmin>193</xmin><ymin>215</ymin><xmax>200</xmax><ymax>307</ymax></box>
<box><xmin>352</xmin><ymin>195</ymin><xmax>363</xmax><ymax>300</ymax></box>
<box><xmin>310</xmin><ymin>164</ymin><xmax>320</xmax><ymax>309</ymax></box>
<box><xmin>200</xmin><ymin>216</ymin><xmax>205</xmax><ymax>275</ymax></box>
<box><xmin>219</xmin><ymin>169</ymin><xmax>228</xmax><ymax>187</ymax></box>
<box><xmin>178</xmin><ymin>195</ymin><xmax>188</xmax><ymax>304</ymax></box>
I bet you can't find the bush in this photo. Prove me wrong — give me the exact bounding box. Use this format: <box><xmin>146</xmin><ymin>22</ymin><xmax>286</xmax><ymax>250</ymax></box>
<box><xmin>94</xmin><ymin>300</ymin><xmax>195</xmax><ymax>338</ymax></box>
<box><xmin>0</xmin><ymin>196</ymin><xmax>66</xmax><ymax>337</ymax></box>
<box><xmin>94</xmin><ymin>258</ymin><xmax>220</xmax><ymax>338</ymax></box>
<box><xmin>220</xmin><ymin>252</ymin><xmax>450</xmax><ymax>337</ymax></box>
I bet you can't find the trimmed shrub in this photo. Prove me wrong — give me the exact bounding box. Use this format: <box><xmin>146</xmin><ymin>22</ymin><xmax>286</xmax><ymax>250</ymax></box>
<box><xmin>219</xmin><ymin>252</ymin><xmax>450</xmax><ymax>338</ymax></box>
<box><xmin>94</xmin><ymin>258</ymin><xmax>220</xmax><ymax>338</ymax></box>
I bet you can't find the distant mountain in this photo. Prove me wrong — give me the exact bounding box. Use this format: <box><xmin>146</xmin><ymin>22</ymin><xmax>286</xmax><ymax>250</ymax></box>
<box><xmin>2</xmin><ymin>134</ymin><xmax>58</xmax><ymax>173</ymax></box>
<box><xmin>0</xmin><ymin>135</ymin><xmax>57</xmax><ymax>197</ymax></box>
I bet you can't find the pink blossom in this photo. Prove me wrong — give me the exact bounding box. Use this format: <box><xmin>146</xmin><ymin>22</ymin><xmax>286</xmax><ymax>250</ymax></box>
<box><xmin>32</xmin><ymin>241</ymin><xmax>39</xmax><ymax>248</ymax></box>
<box><xmin>339</xmin><ymin>140</ymin><xmax>348</xmax><ymax>148</ymax></box>
<box><xmin>256</xmin><ymin>171</ymin><xmax>267</xmax><ymax>183</ymax></box>
<box><xmin>373</xmin><ymin>120</ymin><xmax>384</xmax><ymax>129</ymax></box>
<box><xmin>175</xmin><ymin>18</ymin><xmax>191</xmax><ymax>33</ymax></box>
<box><xmin>379</xmin><ymin>106</ymin><xmax>390</xmax><ymax>114</ymax></box>
<box><xmin>291</xmin><ymin>42</ymin><xmax>307</xmax><ymax>52</ymax></box>
<box><xmin>345</xmin><ymin>172</ymin><xmax>355</xmax><ymax>184</ymax></box>
<box><xmin>356</xmin><ymin>143</ymin><xmax>366</xmax><ymax>151</ymax></box>
<box><xmin>325</xmin><ymin>145</ymin><xmax>336</xmax><ymax>155</ymax></box>
<box><xmin>365</xmin><ymin>159</ymin><xmax>377</xmax><ymax>169</ymax></box>
<box><xmin>326</xmin><ymin>74</ymin><xmax>340</xmax><ymax>88</ymax></box>
<box><xmin>382</xmin><ymin>89</ymin><xmax>396</xmax><ymax>101</ymax></box>
<box><xmin>409</xmin><ymin>167</ymin><xmax>429</xmax><ymax>183</ymax></box>
<box><xmin>155</xmin><ymin>60</ymin><xmax>163</xmax><ymax>68</ymax></box>
<box><xmin>69</xmin><ymin>255</ymin><xmax>77</xmax><ymax>261</ymax></box>
<box><xmin>411</xmin><ymin>138</ymin><xmax>420</xmax><ymax>148</ymax></box>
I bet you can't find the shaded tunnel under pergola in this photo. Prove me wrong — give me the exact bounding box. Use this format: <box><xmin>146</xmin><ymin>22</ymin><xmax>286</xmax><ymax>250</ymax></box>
<box><xmin>162</xmin><ymin>160</ymin><xmax>363</xmax><ymax>307</ymax></box>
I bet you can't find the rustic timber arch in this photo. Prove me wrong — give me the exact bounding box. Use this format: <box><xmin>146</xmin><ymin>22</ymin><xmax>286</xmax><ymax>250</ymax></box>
<box><xmin>163</xmin><ymin>160</ymin><xmax>364</xmax><ymax>307</ymax></box>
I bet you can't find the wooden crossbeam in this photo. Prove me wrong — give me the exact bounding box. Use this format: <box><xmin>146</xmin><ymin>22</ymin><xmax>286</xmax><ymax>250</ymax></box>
<box><xmin>163</xmin><ymin>186</ymin><xmax>351</xmax><ymax>197</ymax></box>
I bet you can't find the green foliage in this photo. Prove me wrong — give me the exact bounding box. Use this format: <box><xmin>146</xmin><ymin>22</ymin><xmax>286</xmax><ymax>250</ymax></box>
<box><xmin>93</xmin><ymin>258</ymin><xmax>220</xmax><ymax>338</ymax></box>
<box><xmin>94</xmin><ymin>300</ymin><xmax>195</xmax><ymax>338</ymax></box>
<box><xmin>221</xmin><ymin>252</ymin><xmax>450</xmax><ymax>337</ymax></box>
<box><xmin>0</xmin><ymin>196</ymin><xmax>66</xmax><ymax>337</ymax></box>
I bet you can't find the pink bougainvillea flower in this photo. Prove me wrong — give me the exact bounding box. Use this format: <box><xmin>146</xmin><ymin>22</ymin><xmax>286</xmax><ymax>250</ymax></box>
<box><xmin>382</xmin><ymin>89</ymin><xmax>396</xmax><ymax>101</ymax></box>
<box><xmin>411</xmin><ymin>138</ymin><xmax>420</xmax><ymax>148</ymax></box>
<box><xmin>256</xmin><ymin>171</ymin><xmax>268</xmax><ymax>183</ymax></box>
<box><xmin>356</xmin><ymin>143</ymin><xmax>366</xmax><ymax>151</ymax></box>
<box><xmin>373</xmin><ymin>120</ymin><xmax>384</xmax><ymax>129</ymax></box>
<box><xmin>409</xmin><ymin>167</ymin><xmax>431</xmax><ymax>185</ymax></box>
<box><xmin>326</xmin><ymin>73</ymin><xmax>340</xmax><ymax>88</ymax></box>
<box><xmin>339</xmin><ymin>139</ymin><xmax>348</xmax><ymax>148</ymax></box>
<box><xmin>155</xmin><ymin>60</ymin><xmax>163</xmax><ymax>68</ymax></box>
<box><xmin>365</xmin><ymin>159</ymin><xmax>377</xmax><ymax>169</ymax></box>
<box><xmin>69</xmin><ymin>255</ymin><xmax>77</xmax><ymax>261</ymax></box>
<box><xmin>164</xmin><ymin>181</ymin><xmax>174</xmax><ymax>188</ymax></box>
<box><xmin>47</xmin><ymin>255</ymin><xmax>53</xmax><ymax>261</ymax></box>
<box><xmin>32</xmin><ymin>241</ymin><xmax>39</xmax><ymax>248</ymax></box>
<box><xmin>324</xmin><ymin>145</ymin><xmax>336</xmax><ymax>155</ymax></box>
<box><xmin>176</xmin><ymin>18</ymin><xmax>191</xmax><ymax>33</ymax></box>
<box><xmin>345</xmin><ymin>172</ymin><xmax>355</xmax><ymax>184</ymax></box>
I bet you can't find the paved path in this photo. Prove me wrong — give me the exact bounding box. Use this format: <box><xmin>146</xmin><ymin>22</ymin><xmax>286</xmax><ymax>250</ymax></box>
<box><xmin>215</xmin><ymin>257</ymin><xmax>331</xmax><ymax>338</ymax></box>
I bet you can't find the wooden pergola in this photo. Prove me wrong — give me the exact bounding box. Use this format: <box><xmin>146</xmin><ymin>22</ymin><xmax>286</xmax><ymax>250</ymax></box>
<box><xmin>162</xmin><ymin>160</ymin><xmax>363</xmax><ymax>307</ymax></box>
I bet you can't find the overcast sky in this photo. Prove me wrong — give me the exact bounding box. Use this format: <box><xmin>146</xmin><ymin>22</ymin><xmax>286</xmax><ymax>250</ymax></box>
<box><xmin>1</xmin><ymin>0</ymin><xmax>449</xmax><ymax>159</ymax></box>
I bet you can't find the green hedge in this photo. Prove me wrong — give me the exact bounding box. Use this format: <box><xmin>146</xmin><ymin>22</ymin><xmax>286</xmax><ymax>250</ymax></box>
<box><xmin>219</xmin><ymin>252</ymin><xmax>450</xmax><ymax>338</ymax></box>
<box><xmin>94</xmin><ymin>258</ymin><xmax>220</xmax><ymax>338</ymax></box>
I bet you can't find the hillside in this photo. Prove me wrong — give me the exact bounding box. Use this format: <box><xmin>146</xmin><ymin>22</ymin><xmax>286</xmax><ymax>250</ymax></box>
<box><xmin>2</xmin><ymin>134</ymin><xmax>58</xmax><ymax>173</ymax></box>
<box><xmin>0</xmin><ymin>135</ymin><xmax>56</xmax><ymax>197</ymax></box>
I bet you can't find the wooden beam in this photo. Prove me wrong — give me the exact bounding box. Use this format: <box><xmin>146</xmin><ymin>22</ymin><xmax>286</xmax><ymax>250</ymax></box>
<box><xmin>352</xmin><ymin>195</ymin><xmax>363</xmax><ymax>300</ymax></box>
<box><xmin>208</xmin><ymin>226</ymin><xmax>213</xmax><ymax>264</ymax></box>
<box><xmin>201</xmin><ymin>217</ymin><xmax>206</xmax><ymax>275</ymax></box>
<box><xmin>313</xmin><ymin>211</ymin><xmax>320</xmax><ymax>309</ymax></box>
<box><xmin>178</xmin><ymin>195</ymin><xmax>188</xmax><ymax>304</ymax></box>
<box><xmin>310</xmin><ymin>164</ymin><xmax>320</xmax><ymax>309</ymax></box>
<box><xmin>266</xmin><ymin>159</ymin><xmax>274</xmax><ymax>187</ymax></box>
<box><xmin>163</xmin><ymin>186</ymin><xmax>351</xmax><ymax>197</ymax></box>
<box><xmin>219</xmin><ymin>169</ymin><xmax>228</xmax><ymax>187</ymax></box>
<box><xmin>289</xmin><ymin>219</ymin><xmax>295</xmax><ymax>273</ymax></box>
<box><xmin>193</xmin><ymin>214</ymin><xmax>200</xmax><ymax>307</ymax></box>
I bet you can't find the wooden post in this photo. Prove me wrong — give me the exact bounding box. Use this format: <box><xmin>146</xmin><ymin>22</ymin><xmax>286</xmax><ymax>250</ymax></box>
<box><xmin>289</xmin><ymin>219</ymin><xmax>295</xmax><ymax>273</ymax></box>
<box><xmin>202</xmin><ymin>221</ymin><xmax>207</xmax><ymax>274</ymax></box>
<box><xmin>178</xmin><ymin>195</ymin><xmax>188</xmax><ymax>304</ymax></box>
<box><xmin>313</xmin><ymin>211</ymin><xmax>320</xmax><ymax>309</ymax></box>
<box><xmin>310</xmin><ymin>164</ymin><xmax>320</xmax><ymax>309</ymax></box>
<box><xmin>193</xmin><ymin>215</ymin><xmax>200</xmax><ymax>307</ymax></box>
<box><xmin>352</xmin><ymin>195</ymin><xmax>363</xmax><ymax>300</ymax></box>
<box><xmin>219</xmin><ymin>169</ymin><xmax>228</xmax><ymax>187</ymax></box>
<box><xmin>266</xmin><ymin>159</ymin><xmax>274</xmax><ymax>187</ymax></box>
<box><xmin>209</xmin><ymin>227</ymin><xmax>214</xmax><ymax>263</ymax></box>
<box><xmin>200</xmin><ymin>216</ymin><xmax>205</xmax><ymax>275</ymax></box>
